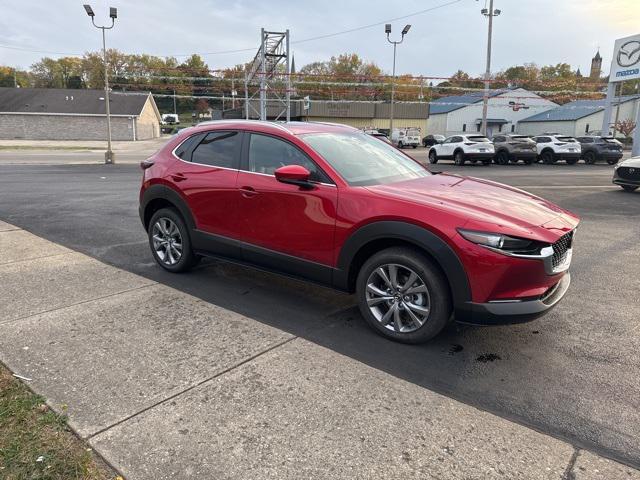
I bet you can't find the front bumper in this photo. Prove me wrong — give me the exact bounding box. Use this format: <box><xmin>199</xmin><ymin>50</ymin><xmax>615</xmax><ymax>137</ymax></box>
<box><xmin>455</xmin><ymin>272</ymin><xmax>571</xmax><ymax>325</ymax></box>
<box><xmin>613</xmin><ymin>167</ymin><xmax>640</xmax><ymax>187</ymax></box>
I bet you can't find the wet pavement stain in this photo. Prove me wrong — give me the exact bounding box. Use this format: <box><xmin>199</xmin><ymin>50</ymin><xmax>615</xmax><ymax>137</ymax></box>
<box><xmin>476</xmin><ymin>353</ymin><xmax>502</xmax><ymax>363</ymax></box>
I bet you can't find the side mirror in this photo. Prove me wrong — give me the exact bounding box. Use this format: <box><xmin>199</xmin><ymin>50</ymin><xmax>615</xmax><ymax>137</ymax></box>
<box><xmin>274</xmin><ymin>165</ymin><xmax>313</xmax><ymax>189</ymax></box>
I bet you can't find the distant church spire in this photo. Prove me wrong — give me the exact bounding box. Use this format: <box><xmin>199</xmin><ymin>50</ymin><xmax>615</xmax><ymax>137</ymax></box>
<box><xmin>590</xmin><ymin>49</ymin><xmax>602</xmax><ymax>79</ymax></box>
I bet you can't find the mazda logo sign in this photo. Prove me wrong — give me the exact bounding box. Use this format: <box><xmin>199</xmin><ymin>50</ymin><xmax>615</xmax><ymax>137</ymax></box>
<box><xmin>630</xmin><ymin>168</ymin><xmax>636</xmax><ymax>174</ymax></box>
<box><xmin>617</xmin><ymin>40</ymin><xmax>640</xmax><ymax>68</ymax></box>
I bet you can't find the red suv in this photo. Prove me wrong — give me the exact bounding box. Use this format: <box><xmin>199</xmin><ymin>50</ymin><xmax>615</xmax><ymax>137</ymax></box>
<box><xmin>139</xmin><ymin>121</ymin><xmax>579</xmax><ymax>343</ymax></box>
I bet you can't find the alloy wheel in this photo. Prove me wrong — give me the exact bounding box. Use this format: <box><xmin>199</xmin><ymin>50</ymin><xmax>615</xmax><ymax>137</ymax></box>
<box><xmin>365</xmin><ymin>263</ymin><xmax>431</xmax><ymax>333</ymax></box>
<box><xmin>152</xmin><ymin>217</ymin><xmax>183</xmax><ymax>266</ymax></box>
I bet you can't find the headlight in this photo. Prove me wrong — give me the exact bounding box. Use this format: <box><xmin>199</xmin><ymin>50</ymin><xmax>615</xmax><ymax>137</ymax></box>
<box><xmin>457</xmin><ymin>229</ymin><xmax>545</xmax><ymax>255</ymax></box>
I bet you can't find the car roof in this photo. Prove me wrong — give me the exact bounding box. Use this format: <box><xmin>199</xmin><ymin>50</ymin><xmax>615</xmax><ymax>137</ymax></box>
<box><xmin>188</xmin><ymin>119</ymin><xmax>358</xmax><ymax>136</ymax></box>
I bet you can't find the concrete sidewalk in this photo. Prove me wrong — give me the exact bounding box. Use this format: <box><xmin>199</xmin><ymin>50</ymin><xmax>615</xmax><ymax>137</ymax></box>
<box><xmin>1</xmin><ymin>220</ymin><xmax>638</xmax><ymax>479</ymax></box>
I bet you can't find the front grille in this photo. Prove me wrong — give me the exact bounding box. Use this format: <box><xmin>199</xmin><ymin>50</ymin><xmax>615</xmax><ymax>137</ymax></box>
<box><xmin>618</xmin><ymin>167</ymin><xmax>640</xmax><ymax>181</ymax></box>
<box><xmin>551</xmin><ymin>231</ymin><xmax>573</xmax><ymax>272</ymax></box>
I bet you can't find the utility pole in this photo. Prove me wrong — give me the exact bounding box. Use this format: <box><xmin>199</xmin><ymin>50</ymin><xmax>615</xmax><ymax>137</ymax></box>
<box><xmin>173</xmin><ymin>89</ymin><xmax>177</xmax><ymax>116</ymax></box>
<box><xmin>13</xmin><ymin>69</ymin><xmax>18</xmax><ymax>88</ymax></box>
<box><xmin>84</xmin><ymin>4</ymin><xmax>117</xmax><ymax>164</ymax></box>
<box><xmin>480</xmin><ymin>0</ymin><xmax>501</xmax><ymax>136</ymax></box>
<box><xmin>386</xmin><ymin>24</ymin><xmax>411</xmax><ymax>137</ymax></box>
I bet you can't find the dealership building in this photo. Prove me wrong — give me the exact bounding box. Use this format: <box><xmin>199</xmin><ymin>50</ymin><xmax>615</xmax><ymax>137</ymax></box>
<box><xmin>224</xmin><ymin>100</ymin><xmax>429</xmax><ymax>132</ymax></box>
<box><xmin>517</xmin><ymin>95</ymin><xmax>640</xmax><ymax>137</ymax></box>
<box><xmin>426</xmin><ymin>88</ymin><xmax>558</xmax><ymax>138</ymax></box>
<box><xmin>0</xmin><ymin>87</ymin><xmax>162</xmax><ymax>141</ymax></box>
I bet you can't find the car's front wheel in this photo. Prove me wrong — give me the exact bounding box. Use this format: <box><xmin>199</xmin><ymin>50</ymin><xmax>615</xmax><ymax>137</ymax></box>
<box><xmin>428</xmin><ymin>150</ymin><xmax>438</xmax><ymax>164</ymax></box>
<box><xmin>607</xmin><ymin>158</ymin><xmax>619</xmax><ymax>166</ymax></box>
<box><xmin>356</xmin><ymin>247</ymin><xmax>452</xmax><ymax>344</ymax></box>
<box><xmin>454</xmin><ymin>150</ymin><xmax>465</xmax><ymax>166</ymax></box>
<box><xmin>583</xmin><ymin>151</ymin><xmax>597</xmax><ymax>165</ymax></box>
<box><xmin>148</xmin><ymin>208</ymin><xmax>198</xmax><ymax>272</ymax></box>
<box><xmin>622</xmin><ymin>185</ymin><xmax>638</xmax><ymax>192</ymax></box>
<box><xmin>540</xmin><ymin>150</ymin><xmax>556</xmax><ymax>164</ymax></box>
<box><xmin>398</xmin><ymin>141</ymin><xmax>404</xmax><ymax>149</ymax></box>
<box><xmin>494</xmin><ymin>150</ymin><xmax>509</xmax><ymax>165</ymax></box>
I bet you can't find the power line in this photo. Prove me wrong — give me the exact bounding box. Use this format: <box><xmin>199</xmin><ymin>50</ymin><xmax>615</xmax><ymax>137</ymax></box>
<box><xmin>0</xmin><ymin>0</ymin><xmax>461</xmax><ymax>58</ymax></box>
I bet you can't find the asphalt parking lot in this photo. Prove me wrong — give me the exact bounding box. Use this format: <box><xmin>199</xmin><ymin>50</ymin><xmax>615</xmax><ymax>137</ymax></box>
<box><xmin>0</xmin><ymin>149</ymin><xmax>639</xmax><ymax>471</ymax></box>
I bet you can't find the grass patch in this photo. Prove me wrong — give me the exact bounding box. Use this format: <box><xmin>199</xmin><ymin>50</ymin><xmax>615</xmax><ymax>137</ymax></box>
<box><xmin>0</xmin><ymin>365</ymin><xmax>117</xmax><ymax>479</ymax></box>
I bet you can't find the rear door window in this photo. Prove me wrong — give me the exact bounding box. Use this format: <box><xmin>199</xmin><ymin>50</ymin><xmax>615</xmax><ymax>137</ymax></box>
<box><xmin>191</xmin><ymin>131</ymin><xmax>242</xmax><ymax>169</ymax></box>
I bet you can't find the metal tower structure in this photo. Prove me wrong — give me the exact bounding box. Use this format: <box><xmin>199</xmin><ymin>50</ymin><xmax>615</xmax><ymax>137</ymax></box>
<box><xmin>244</xmin><ymin>28</ymin><xmax>291</xmax><ymax>121</ymax></box>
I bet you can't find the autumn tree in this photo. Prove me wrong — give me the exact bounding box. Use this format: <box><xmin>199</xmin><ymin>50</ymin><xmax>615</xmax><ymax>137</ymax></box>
<box><xmin>615</xmin><ymin>119</ymin><xmax>636</xmax><ymax>141</ymax></box>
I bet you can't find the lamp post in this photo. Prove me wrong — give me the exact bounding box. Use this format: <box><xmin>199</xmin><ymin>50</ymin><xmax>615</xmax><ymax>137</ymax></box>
<box><xmin>83</xmin><ymin>4</ymin><xmax>117</xmax><ymax>164</ymax></box>
<box><xmin>386</xmin><ymin>23</ymin><xmax>411</xmax><ymax>137</ymax></box>
<box><xmin>480</xmin><ymin>1</ymin><xmax>500</xmax><ymax>137</ymax></box>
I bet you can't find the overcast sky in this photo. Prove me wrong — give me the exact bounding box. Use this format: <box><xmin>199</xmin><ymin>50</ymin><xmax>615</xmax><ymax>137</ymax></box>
<box><xmin>0</xmin><ymin>0</ymin><xmax>638</xmax><ymax>78</ymax></box>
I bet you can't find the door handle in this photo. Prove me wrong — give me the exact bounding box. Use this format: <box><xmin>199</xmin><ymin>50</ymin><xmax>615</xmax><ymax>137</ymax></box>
<box><xmin>171</xmin><ymin>173</ymin><xmax>187</xmax><ymax>182</ymax></box>
<box><xmin>240</xmin><ymin>186</ymin><xmax>259</xmax><ymax>198</ymax></box>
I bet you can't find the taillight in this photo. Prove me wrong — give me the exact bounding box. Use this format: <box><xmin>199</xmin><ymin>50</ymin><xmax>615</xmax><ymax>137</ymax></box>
<box><xmin>464</xmin><ymin>142</ymin><xmax>474</xmax><ymax>146</ymax></box>
<box><xmin>554</xmin><ymin>142</ymin><xmax>566</xmax><ymax>146</ymax></box>
<box><xmin>140</xmin><ymin>159</ymin><xmax>155</xmax><ymax>170</ymax></box>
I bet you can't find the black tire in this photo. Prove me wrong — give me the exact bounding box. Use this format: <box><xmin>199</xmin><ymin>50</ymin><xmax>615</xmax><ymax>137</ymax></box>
<box><xmin>356</xmin><ymin>247</ymin><xmax>452</xmax><ymax>344</ymax></box>
<box><xmin>494</xmin><ymin>150</ymin><xmax>509</xmax><ymax>165</ymax></box>
<box><xmin>583</xmin><ymin>151</ymin><xmax>596</xmax><ymax>165</ymax></box>
<box><xmin>454</xmin><ymin>150</ymin><xmax>465</xmax><ymax>166</ymax></box>
<box><xmin>428</xmin><ymin>150</ymin><xmax>438</xmax><ymax>164</ymax></box>
<box><xmin>565</xmin><ymin>157</ymin><xmax>579</xmax><ymax>165</ymax></box>
<box><xmin>148</xmin><ymin>207</ymin><xmax>198</xmax><ymax>273</ymax></box>
<box><xmin>607</xmin><ymin>158</ymin><xmax>619</xmax><ymax>166</ymax></box>
<box><xmin>398</xmin><ymin>141</ymin><xmax>404</xmax><ymax>149</ymax></box>
<box><xmin>412</xmin><ymin>145</ymin><xmax>417</xmax><ymax>149</ymax></box>
<box><xmin>540</xmin><ymin>150</ymin><xmax>556</xmax><ymax>164</ymax></box>
<box><xmin>622</xmin><ymin>185</ymin><xmax>638</xmax><ymax>192</ymax></box>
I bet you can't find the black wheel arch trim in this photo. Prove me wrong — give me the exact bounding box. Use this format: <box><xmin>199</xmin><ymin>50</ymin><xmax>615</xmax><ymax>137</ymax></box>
<box><xmin>334</xmin><ymin>221</ymin><xmax>471</xmax><ymax>307</ymax></box>
<box><xmin>139</xmin><ymin>183</ymin><xmax>196</xmax><ymax>232</ymax></box>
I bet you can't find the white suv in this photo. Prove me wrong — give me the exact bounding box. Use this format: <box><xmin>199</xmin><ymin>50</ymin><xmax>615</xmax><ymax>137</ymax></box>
<box><xmin>428</xmin><ymin>135</ymin><xmax>494</xmax><ymax>165</ymax></box>
<box><xmin>532</xmin><ymin>135</ymin><xmax>582</xmax><ymax>164</ymax></box>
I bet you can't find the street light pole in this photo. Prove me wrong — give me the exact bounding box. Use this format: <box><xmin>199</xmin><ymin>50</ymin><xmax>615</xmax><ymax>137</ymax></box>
<box><xmin>480</xmin><ymin>1</ymin><xmax>500</xmax><ymax>137</ymax></box>
<box><xmin>386</xmin><ymin>24</ymin><xmax>411</xmax><ymax>138</ymax></box>
<box><xmin>84</xmin><ymin>5</ymin><xmax>117</xmax><ymax>164</ymax></box>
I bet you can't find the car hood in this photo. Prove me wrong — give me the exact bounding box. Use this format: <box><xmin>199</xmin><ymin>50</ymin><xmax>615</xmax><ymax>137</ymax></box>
<box><xmin>366</xmin><ymin>173</ymin><xmax>576</xmax><ymax>235</ymax></box>
<box><xmin>620</xmin><ymin>156</ymin><xmax>640</xmax><ymax>167</ymax></box>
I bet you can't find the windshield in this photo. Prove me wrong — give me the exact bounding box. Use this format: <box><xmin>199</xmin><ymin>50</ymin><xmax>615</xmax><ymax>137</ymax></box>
<box><xmin>467</xmin><ymin>136</ymin><xmax>491</xmax><ymax>143</ymax></box>
<box><xmin>302</xmin><ymin>132</ymin><xmax>430</xmax><ymax>186</ymax></box>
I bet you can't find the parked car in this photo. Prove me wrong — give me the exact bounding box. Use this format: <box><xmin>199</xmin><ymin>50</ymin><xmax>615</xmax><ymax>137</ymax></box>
<box><xmin>428</xmin><ymin>135</ymin><xmax>494</xmax><ymax>165</ymax></box>
<box><xmin>532</xmin><ymin>135</ymin><xmax>582</xmax><ymax>164</ymax></box>
<box><xmin>612</xmin><ymin>156</ymin><xmax>640</xmax><ymax>192</ymax></box>
<box><xmin>576</xmin><ymin>136</ymin><xmax>624</xmax><ymax>165</ymax></box>
<box><xmin>422</xmin><ymin>134</ymin><xmax>446</xmax><ymax>147</ymax></box>
<box><xmin>139</xmin><ymin>120</ymin><xmax>578</xmax><ymax>343</ymax></box>
<box><xmin>391</xmin><ymin>128</ymin><xmax>421</xmax><ymax>149</ymax></box>
<box><xmin>363</xmin><ymin>129</ymin><xmax>392</xmax><ymax>144</ymax></box>
<box><xmin>161</xmin><ymin>114</ymin><xmax>179</xmax><ymax>125</ymax></box>
<box><xmin>492</xmin><ymin>134</ymin><xmax>538</xmax><ymax>165</ymax></box>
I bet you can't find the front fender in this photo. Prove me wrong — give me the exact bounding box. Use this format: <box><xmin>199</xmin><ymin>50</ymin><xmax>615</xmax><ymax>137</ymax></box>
<box><xmin>333</xmin><ymin>221</ymin><xmax>471</xmax><ymax>308</ymax></box>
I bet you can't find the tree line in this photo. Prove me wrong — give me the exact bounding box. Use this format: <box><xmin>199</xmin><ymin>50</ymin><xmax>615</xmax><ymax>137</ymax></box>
<box><xmin>2</xmin><ymin>50</ymin><xmax>639</xmax><ymax>111</ymax></box>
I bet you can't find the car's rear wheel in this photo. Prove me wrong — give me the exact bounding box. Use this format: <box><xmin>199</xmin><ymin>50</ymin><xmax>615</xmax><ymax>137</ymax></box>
<box><xmin>583</xmin><ymin>151</ymin><xmax>597</xmax><ymax>165</ymax></box>
<box><xmin>540</xmin><ymin>150</ymin><xmax>556</xmax><ymax>164</ymax></box>
<box><xmin>454</xmin><ymin>150</ymin><xmax>465</xmax><ymax>166</ymax></box>
<box><xmin>148</xmin><ymin>208</ymin><xmax>198</xmax><ymax>273</ymax></box>
<box><xmin>398</xmin><ymin>141</ymin><xmax>404</xmax><ymax>149</ymax></box>
<box><xmin>494</xmin><ymin>150</ymin><xmax>509</xmax><ymax>165</ymax></box>
<box><xmin>622</xmin><ymin>185</ymin><xmax>638</xmax><ymax>192</ymax></box>
<box><xmin>412</xmin><ymin>145</ymin><xmax>417</xmax><ymax>149</ymax></box>
<box><xmin>428</xmin><ymin>150</ymin><xmax>438</xmax><ymax>164</ymax></box>
<box><xmin>356</xmin><ymin>247</ymin><xmax>452</xmax><ymax>344</ymax></box>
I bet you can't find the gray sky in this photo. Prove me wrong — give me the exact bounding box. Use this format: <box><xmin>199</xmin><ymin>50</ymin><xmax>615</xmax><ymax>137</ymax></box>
<box><xmin>0</xmin><ymin>0</ymin><xmax>638</xmax><ymax>78</ymax></box>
